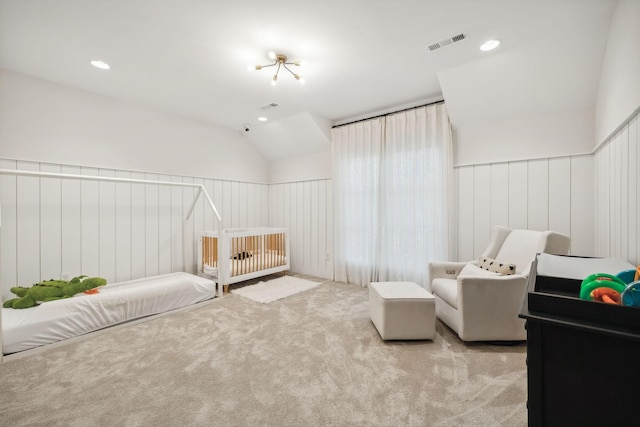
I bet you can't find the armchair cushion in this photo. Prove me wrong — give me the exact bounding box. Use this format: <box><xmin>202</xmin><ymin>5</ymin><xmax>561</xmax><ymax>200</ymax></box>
<box><xmin>495</xmin><ymin>229</ymin><xmax>544</xmax><ymax>274</ymax></box>
<box><xmin>431</xmin><ymin>278</ymin><xmax>457</xmax><ymax>308</ymax></box>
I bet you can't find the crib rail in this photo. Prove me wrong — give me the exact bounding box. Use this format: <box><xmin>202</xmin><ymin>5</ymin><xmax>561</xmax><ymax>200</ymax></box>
<box><xmin>198</xmin><ymin>228</ymin><xmax>289</xmax><ymax>289</ymax></box>
<box><xmin>201</xmin><ymin>236</ymin><xmax>218</xmax><ymax>269</ymax></box>
<box><xmin>229</xmin><ymin>232</ymin><xmax>287</xmax><ymax>276</ymax></box>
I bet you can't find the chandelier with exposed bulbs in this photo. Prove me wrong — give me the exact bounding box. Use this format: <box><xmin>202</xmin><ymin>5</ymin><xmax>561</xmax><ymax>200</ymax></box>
<box><xmin>252</xmin><ymin>51</ymin><xmax>304</xmax><ymax>86</ymax></box>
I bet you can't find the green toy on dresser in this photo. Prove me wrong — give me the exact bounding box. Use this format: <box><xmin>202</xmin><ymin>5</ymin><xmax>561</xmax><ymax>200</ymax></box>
<box><xmin>3</xmin><ymin>275</ymin><xmax>107</xmax><ymax>309</ymax></box>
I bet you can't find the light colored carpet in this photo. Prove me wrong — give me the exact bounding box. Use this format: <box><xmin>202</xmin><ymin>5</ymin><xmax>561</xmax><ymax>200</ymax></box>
<box><xmin>0</xmin><ymin>276</ymin><xmax>527</xmax><ymax>426</ymax></box>
<box><xmin>231</xmin><ymin>275</ymin><xmax>321</xmax><ymax>303</ymax></box>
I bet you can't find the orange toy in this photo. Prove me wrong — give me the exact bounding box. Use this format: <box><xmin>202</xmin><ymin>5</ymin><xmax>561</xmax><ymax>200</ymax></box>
<box><xmin>590</xmin><ymin>287</ymin><xmax>621</xmax><ymax>305</ymax></box>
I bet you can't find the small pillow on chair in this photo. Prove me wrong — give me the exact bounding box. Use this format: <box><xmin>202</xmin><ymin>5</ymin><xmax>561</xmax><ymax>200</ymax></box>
<box><xmin>477</xmin><ymin>257</ymin><xmax>516</xmax><ymax>275</ymax></box>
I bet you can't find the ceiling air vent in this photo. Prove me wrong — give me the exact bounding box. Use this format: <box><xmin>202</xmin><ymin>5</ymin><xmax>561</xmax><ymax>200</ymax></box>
<box><xmin>427</xmin><ymin>33</ymin><xmax>466</xmax><ymax>51</ymax></box>
<box><xmin>260</xmin><ymin>102</ymin><xmax>279</xmax><ymax>110</ymax></box>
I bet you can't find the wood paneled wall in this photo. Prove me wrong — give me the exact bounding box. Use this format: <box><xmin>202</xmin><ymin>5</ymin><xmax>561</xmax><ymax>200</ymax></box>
<box><xmin>268</xmin><ymin>180</ymin><xmax>333</xmax><ymax>280</ymax></box>
<box><xmin>455</xmin><ymin>155</ymin><xmax>594</xmax><ymax>261</ymax></box>
<box><xmin>1</xmin><ymin>152</ymin><xmax>600</xmax><ymax>298</ymax></box>
<box><xmin>594</xmin><ymin>111</ymin><xmax>639</xmax><ymax>264</ymax></box>
<box><xmin>0</xmin><ymin>159</ymin><xmax>269</xmax><ymax>300</ymax></box>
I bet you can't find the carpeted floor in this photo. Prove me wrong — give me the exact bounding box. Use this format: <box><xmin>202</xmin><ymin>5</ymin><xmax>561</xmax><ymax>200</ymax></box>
<box><xmin>0</xmin><ymin>275</ymin><xmax>527</xmax><ymax>426</ymax></box>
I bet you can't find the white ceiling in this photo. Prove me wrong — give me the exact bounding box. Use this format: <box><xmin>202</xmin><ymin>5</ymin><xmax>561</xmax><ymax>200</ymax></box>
<box><xmin>0</xmin><ymin>0</ymin><xmax>618</xmax><ymax>160</ymax></box>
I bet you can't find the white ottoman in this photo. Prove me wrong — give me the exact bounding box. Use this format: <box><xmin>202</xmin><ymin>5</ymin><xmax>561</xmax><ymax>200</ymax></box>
<box><xmin>369</xmin><ymin>281</ymin><xmax>436</xmax><ymax>340</ymax></box>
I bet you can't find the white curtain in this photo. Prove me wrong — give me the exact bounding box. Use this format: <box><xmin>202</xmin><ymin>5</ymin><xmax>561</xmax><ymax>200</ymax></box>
<box><xmin>332</xmin><ymin>104</ymin><xmax>453</xmax><ymax>288</ymax></box>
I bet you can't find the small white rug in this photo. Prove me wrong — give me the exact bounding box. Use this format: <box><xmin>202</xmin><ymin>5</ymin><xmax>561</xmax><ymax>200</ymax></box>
<box><xmin>231</xmin><ymin>276</ymin><xmax>321</xmax><ymax>303</ymax></box>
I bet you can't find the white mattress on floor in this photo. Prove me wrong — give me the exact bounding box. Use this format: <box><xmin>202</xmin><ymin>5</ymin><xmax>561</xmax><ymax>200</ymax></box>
<box><xmin>2</xmin><ymin>272</ymin><xmax>216</xmax><ymax>355</ymax></box>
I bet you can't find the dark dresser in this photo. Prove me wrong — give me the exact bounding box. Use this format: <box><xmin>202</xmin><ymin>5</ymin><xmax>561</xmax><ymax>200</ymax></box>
<box><xmin>520</xmin><ymin>254</ymin><xmax>640</xmax><ymax>427</ymax></box>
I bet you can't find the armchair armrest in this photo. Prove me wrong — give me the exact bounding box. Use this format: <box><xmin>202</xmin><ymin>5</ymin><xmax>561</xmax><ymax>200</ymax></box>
<box><xmin>428</xmin><ymin>261</ymin><xmax>469</xmax><ymax>282</ymax></box>
<box><xmin>456</xmin><ymin>274</ymin><xmax>528</xmax><ymax>341</ymax></box>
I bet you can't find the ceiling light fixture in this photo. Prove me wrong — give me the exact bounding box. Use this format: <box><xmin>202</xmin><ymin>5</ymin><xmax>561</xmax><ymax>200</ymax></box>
<box><xmin>90</xmin><ymin>59</ymin><xmax>110</xmax><ymax>70</ymax></box>
<box><xmin>480</xmin><ymin>39</ymin><xmax>500</xmax><ymax>51</ymax></box>
<box><xmin>253</xmin><ymin>52</ymin><xmax>304</xmax><ymax>86</ymax></box>
<box><xmin>258</xmin><ymin>117</ymin><xmax>268</xmax><ymax>122</ymax></box>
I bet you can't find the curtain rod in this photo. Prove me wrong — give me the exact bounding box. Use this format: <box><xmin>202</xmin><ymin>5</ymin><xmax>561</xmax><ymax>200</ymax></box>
<box><xmin>332</xmin><ymin>99</ymin><xmax>445</xmax><ymax>129</ymax></box>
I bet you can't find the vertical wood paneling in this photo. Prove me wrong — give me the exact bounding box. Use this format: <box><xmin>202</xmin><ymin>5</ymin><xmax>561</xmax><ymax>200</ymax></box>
<box><xmin>303</xmin><ymin>181</ymin><xmax>312</xmax><ymax>269</ymax></box>
<box><xmin>1</xmin><ymin>160</ymin><xmax>274</xmax><ymax>300</ymax></box>
<box><xmin>182</xmin><ymin>177</ymin><xmax>195</xmax><ymax>273</ymax></box>
<box><xmin>40</xmin><ymin>163</ymin><xmax>62</xmax><ymax>281</ymax></box>
<box><xmin>457</xmin><ymin>167</ymin><xmax>474</xmax><ymax>261</ymax></box>
<box><xmin>327</xmin><ymin>181</ymin><xmax>334</xmax><ymax>278</ymax></box>
<box><xmin>231</xmin><ymin>181</ymin><xmax>240</xmax><ymax>228</ymax></box>
<box><xmin>628</xmin><ymin>116</ymin><xmax>638</xmax><ymax>263</ymax></box>
<box><xmin>170</xmin><ymin>175</ymin><xmax>183</xmax><ymax>273</ymax></box>
<box><xmin>16</xmin><ymin>162</ymin><xmax>40</xmax><ymax>286</ymax></box>
<box><xmin>266</xmin><ymin>179</ymin><xmax>333</xmax><ymax>279</ymax></box>
<box><xmin>472</xmin><ymin>165</ymin><xmax>491</xmax><ymax>258</ymax></box>
<box><xmin>490</xmin><ymin>164</ymin><xmax>509</xmax><ymax>231</ymax></box>
<box><xmin>620</xmin><ymin>126</ymin><xmax>629</xmax><ymax>261</ymax></box>
<box><xmin>246</xmin><ymin>184</ymin><xmax>255</xmax><ymax>227</ymax></box>
<box><xmin>145</xmin><ymin>173</ymin><xmax>160</xmax><ymax>277</ymax></box>
<box><xmin>115</xmin><ymin>170</ymin><xmax>132</xmax><ymax>282</ymax></box>
<box><xmin>289</xmin><ymin>183</ymin><xmax>299</xmax><ymax>272</ymax></box>
<box><xmin>157</xmin><ymin>174</ymin><xmax>172</xmax><ymax>275</ymax></box>
<box><xmin>80</xmin><ymin>167</ymin><xmax>100</xmax><ymax>277</ymax></box>
<box><xmin>99</xmin><ymin>169</ymin><xmax>117</xmax><ymax>282</ymax></box>
<box><xmin>455</xmin><ymin>154</ymin><xmax>595</xmax><ymax>262</ymax></box>
<box><xmin>527</xmin><ymin>159</ymin><xmax>549</xmax><ymax>231</ymax></box>
<box><xmin>61</xmin><ymin>165</ymin><xmax>82</xmax><ymax>278</ymax></box>
<box><xmin>571</xmin><ymin>155</ymin><xmax>594</xmax><ymax>256</ymax></box>
<box><xmin>222</xmin><ymin>181</ymin><xmax>232</xmax><ymax>229</ymax></box>
<box><xmin>213</xmin><ymin>180</ymin><xmax>223</xmax><ymax>229</ymax></box>
<box><xmin>593</xmin><ymin>109</ymin><xmax>640</xmax><ymax>265</ymax></box>
<box><xmin>612</xmin><ymin>134</ymin><xmax>621</xmax><ymax>258</ymax></box>
<box><xmin>318</xmin><ymin>181</ymin><xmax>327</xmax><ymax>272</ymax></box>
<box><xmin>548</xmin><ymin>158</ymin><xmax>571</xmax><ymax>238</ymax></box>
<box><xmin>0</xmin><ymin>159</ymin><xmax>17</xmax><ymax>299</ymax></box>
<box><xmin>131</xmin><ymin>171</ymin><xmax>147</xmax><ymax>278</ymax></box>
<box><xmin>508</xmin><ymin>162</ymin><xmax>528</xmax><ymax>230</ymax></box>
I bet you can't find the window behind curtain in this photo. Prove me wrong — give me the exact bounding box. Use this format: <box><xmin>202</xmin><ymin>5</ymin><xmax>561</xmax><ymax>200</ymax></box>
<box><xmin>332</xmin><ymin>104</ymin><xmax>453</xmax><ymax>288</ymax></box>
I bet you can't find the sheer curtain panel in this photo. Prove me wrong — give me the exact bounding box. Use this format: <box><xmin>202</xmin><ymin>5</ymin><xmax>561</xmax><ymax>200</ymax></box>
<box><xmin>332</xmin><ymin>104</ymin><xmax>453</xmax><ymax>288</ymax></box>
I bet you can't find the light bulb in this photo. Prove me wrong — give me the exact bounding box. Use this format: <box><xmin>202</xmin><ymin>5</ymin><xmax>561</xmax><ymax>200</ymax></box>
<box><xmin>268</xmin><ymin>51</ymin><xmax>276</xmax><ymax>60</ymax></box>
<box><xmin>271</xmin><ymin>75</ymin><xmax>278</xmax><ymax>86</ymax></box>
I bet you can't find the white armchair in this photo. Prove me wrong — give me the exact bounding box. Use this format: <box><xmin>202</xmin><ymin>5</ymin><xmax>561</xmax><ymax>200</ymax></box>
<box><xmin>428</xmin><ymin>226</ymin><xmax>571</xmax><ymax>341</ymax></box>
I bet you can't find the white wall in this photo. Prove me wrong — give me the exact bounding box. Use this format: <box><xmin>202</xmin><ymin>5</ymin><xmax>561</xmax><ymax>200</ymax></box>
<box><xmin>454</xmin><ymin>107</ymin><xmax>594</xmax><ymax>166</ymax></box>
<box><xmin>268</xmin><ymin>179</ymin><xmax>333</xmax><ymax>280</ymax></box>
<box><xmin>0</xmin><ymin>70</ymin><xmax>269</xmax><ymax>183</ymax></box>
<box><xmin>456</xmin><ymin>155</ymin><xmax>594</xmax><ymax>261</ymax></box>
<box><xmin>595</xmin><ymin>0</ymin><xmax>640</xmax><ymax>144</ymax></box>
<box><xmin>592</xmin><ymin>0</ymin><xmax>640</xmax><ymax>264</ymax></box>
<box><xmin>0</xmin><ymin>158</ymin><xmax>269</xmax><ymax>301</ymax></box>
<box><xmin>268</xmin><ymin>150</ymin><xmax>331</xmax><ymax>183</ymax></box>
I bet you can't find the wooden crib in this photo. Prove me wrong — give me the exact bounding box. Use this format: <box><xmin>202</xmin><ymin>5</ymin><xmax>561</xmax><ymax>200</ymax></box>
<box><xmin>197</xmin><ymin>227</ymin><xmax>290</xmax><ymax>293</ymax></box>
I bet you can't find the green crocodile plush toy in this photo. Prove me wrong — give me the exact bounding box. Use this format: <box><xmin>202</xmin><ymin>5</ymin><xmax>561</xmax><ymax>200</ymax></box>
<box><xmin>3</xmin><ymin>275</ymin><xmax>107</xmax><ymax>309</ymax></box>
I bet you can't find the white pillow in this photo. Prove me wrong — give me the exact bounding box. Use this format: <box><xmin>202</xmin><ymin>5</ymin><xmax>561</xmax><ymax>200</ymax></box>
<box><xmin>477</xmin><ymin>256</ymin><xmax>516</xmax><ymax>275</ymax></box>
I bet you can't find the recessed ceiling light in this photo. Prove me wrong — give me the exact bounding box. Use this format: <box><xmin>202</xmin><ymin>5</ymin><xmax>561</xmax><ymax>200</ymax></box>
<box><xmin>90</xmin><ymin>60</ymin><xmax>110</xmax><ymax>70</ymax></box>
<box><xmin>480</xmin><ymin>40</ymin><xmax>500</xmax><ymax>51</ymax></box>
<box><xmin>258</xmin><ymin>117</ymin><xmax>268</xmax><ymax>122</ymax></box>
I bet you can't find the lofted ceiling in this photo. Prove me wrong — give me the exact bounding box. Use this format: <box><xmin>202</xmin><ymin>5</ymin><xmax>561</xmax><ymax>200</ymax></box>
<box><xmin>0</xmin><ymin>0</ymin><xmax>618</xmax><ymax>160</ymax></box>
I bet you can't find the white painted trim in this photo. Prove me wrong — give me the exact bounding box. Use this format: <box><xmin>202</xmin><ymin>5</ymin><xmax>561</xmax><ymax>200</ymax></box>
<box><xmin>593</xmin><ymin>104</ymin><xmax>640</xmax><ymax>154</ymax></box>
<box><xmin>454</xmin><ymin>152</ymin><xmax>594</xmax><ymax>169</ymax></box>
